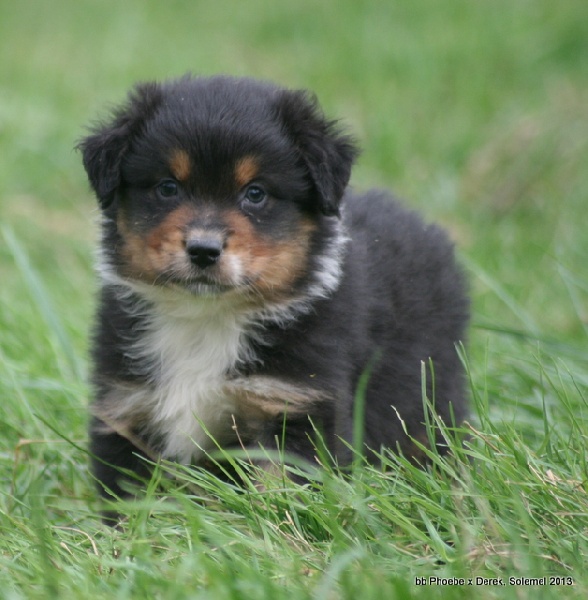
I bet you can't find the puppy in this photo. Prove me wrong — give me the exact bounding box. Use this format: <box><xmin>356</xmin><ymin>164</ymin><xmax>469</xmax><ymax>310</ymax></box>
<box><xmin>79</xmin><ymin>75</ymin><xmax>469</xmax><ymax>511</ymax></box>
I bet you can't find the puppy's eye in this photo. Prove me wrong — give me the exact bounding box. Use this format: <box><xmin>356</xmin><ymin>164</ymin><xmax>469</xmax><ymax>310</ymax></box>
<box><xmin>244</xmin><ymin>185</ymin><xmax>267</xmax><ymax>205</ymax></box>
<box><xmin>157</xmin><ymin>180</ymin><xmax>179</xmax><ymax>198</ymax></box>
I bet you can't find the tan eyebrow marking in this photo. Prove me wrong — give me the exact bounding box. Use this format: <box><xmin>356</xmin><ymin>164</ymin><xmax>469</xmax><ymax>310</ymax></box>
<box><xmin>169</xmin><ymin>149</ymin><xmax>192</xmax><ymax>181</ymax></box>
<box><xmin>234</xmin><ymin>156</ymin><xmax>259</xmax><ymax>187</ymax></box>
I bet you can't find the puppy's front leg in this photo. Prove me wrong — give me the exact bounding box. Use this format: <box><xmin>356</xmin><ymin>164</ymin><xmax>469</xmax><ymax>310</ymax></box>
<box><xmin>224</xmin><ymin>376</ymin><xmax>340</xmax><ymax>478</ymax></box>
<box><xmin>89</xmin><ymin>416</ymin><xmax>155</xmax><ymax>524</ymax></box>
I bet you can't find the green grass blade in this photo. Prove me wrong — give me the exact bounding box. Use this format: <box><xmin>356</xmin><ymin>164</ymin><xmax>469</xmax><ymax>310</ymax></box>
<box><xmin>2</xmin><ymin>226</ymin><xmax>82</xmax><ymax>380</ymax></box>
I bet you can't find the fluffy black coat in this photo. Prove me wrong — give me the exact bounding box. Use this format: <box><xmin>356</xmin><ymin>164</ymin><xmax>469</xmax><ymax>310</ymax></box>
<box><xmin>79</xmin><ymin>76</ymin><xmax>469</xmax><ymax>515</ymax></box>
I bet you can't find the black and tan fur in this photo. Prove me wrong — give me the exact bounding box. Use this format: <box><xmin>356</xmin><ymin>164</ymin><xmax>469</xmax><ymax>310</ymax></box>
<box><xmin>79</xmin><ymin>75</ymin><xmax>469</xmax><ymax>517</ymax></box>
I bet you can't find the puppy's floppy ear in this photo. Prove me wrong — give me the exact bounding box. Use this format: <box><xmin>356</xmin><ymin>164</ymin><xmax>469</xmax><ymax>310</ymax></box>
<box><xmin>275</xmin><ymin>90</ymin><xmax>358</xmax><ymax>217</ymax></box>
<box><xmin>77</xmin><ymin>82</ymin><xmax>162</xmax><ymax>208</ymax></box>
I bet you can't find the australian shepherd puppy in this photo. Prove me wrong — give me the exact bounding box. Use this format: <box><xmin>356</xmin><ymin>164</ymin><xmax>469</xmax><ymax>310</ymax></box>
<box><xmin>79</xmin><ymin>75</ymin><xmax>469</xmax><ymax>514</ymax></box>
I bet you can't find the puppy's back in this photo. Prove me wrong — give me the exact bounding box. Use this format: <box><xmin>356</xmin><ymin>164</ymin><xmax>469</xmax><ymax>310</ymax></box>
<box><xmin>344</xmin><ymin>191</ymin><xmax>469</xmax><ymax>455</ymax></box>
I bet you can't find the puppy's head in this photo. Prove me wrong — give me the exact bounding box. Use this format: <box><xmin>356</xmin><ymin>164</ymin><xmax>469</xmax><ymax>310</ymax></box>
<box><xmin>79</xmin><ymin>76</ymin><xmax>357</xmax><ymax>305</ymax></box>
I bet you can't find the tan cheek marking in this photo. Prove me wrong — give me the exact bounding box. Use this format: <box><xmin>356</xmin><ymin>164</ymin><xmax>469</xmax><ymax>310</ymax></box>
<box><xmin>223</xmin><ymin>211</ymin><xmax>316</xmax><ymax>300</ymax></box>
<box><xmin>169</xmin><ymin>149</ymin><xmax>192</xmax><ymax>182</ymax></box>
<box><xmin>257</xmin><ymin>226</ymin><xmax>314</xmax><ymax>293</ymax></box>
<box><xmin>234</xmin><ymin>156</ymin><xmax>259</xmax><ymax>187</ymax></box>
<box><xmin>117</xmin><ymin>206</ymin><xmax>196</xmax><ymax>281</ymax></box>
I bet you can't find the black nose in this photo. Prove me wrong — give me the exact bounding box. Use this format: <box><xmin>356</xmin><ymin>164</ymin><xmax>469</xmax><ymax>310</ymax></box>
<box><xmin>186</xmin><ymin>238</ymin><xmax>223</xmax><ymax>269</ymax></box>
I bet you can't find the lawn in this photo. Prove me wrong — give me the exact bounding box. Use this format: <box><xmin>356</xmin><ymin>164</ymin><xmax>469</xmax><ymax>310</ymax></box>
<box><xmin>1</xmin><ymin>0</ymin><xmax>587</xmax><ymax>598</ymax></box>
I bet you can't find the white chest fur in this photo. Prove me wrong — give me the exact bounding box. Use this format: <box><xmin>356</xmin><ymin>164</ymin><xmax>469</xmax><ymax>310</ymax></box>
<box><xmin>127</xmin><ymin>289</ymin><xmax>252</xmax><ymax>464</ymax></box>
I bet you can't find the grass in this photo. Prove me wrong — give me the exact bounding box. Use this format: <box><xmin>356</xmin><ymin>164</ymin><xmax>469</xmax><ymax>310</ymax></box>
<box><xmin>1</xmin><ymin>0</ymin><xmax>587</xmax><ymax>597</ymax></box>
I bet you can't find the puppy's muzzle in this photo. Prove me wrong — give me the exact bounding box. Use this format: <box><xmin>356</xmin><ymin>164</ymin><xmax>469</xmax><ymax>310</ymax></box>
<box><xmin>186</xmin><ymin>236</ymin><xmax>223</xmax><ymax>269</ymax></box>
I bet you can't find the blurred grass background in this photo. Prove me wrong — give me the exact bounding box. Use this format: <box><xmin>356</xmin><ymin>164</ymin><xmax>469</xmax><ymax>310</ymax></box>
<box><xmin>1</xmin><ymin>0</ymin><xmax>587</xmax><ymax>598</ymax></box>
<box><xmin>2</xmin><ymin>0</ymin><xmax>586</xmax><ymax>342</ymax></box>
